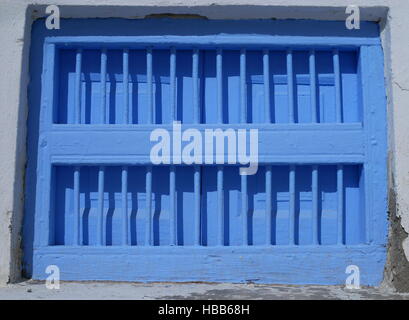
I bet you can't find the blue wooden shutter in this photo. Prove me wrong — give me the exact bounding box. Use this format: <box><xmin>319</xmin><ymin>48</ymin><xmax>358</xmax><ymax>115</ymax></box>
<box><xmin>30</xmin><ymin>29</ymin><xmax>387</xmax><ymax>284</ymax></box>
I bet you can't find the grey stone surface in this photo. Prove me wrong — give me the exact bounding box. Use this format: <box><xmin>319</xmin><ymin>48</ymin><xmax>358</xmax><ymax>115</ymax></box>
<box><xmin>0</xmin><ymin>280</ymin><xmax>408</xmax><ymax>300</ymax></box>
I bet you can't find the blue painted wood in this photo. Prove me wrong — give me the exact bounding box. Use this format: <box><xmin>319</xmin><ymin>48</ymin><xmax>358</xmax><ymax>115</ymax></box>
<box><xmin>192</xmin><ymin>49</ymin><xmax>200</xmax><ymax>124</ymax></box>
<box><xmin>146</xmin><ymin>48</ymin><xmax>153</xmax><ymax>124</ymax></box>
<box><xmin>25</xmin><ymin>18</ymin><xmax>387</xmax><ymax>285</ymax></box>
<box><xmin>287</xmin><ymin>50</ymin><xmax>294</xmax><ymax>123</ymax></box>
<box><xmin>145</xmin><ymin>166</ymin><xmax>152</xmax><ymax>245</ymax></box>
<box><xmin>45</xmin><ymin>124</ymin><xmax>366</xmax><ymax>164</ymax></box>
<box><xmin>121</xmin><ymin>166</ymin><xmax>128</xmax><ymax>245</ymax></box>
<box><xmin>240</xmin><ymin>49</ymin><xmax>247</xmax><ymax>124</ymax></box>
<box><xmin>265</xmin><ymin>166</ymin><xmax>272</xmax><ymax>245</ymax></box>
<box><xmin>32</xmin><ymin>245</ymin><xmax>386</xmax><ymax>285</ymax></box>
<box><xmin>74</xmin><ymin>49</ymin><xmax>82</xmax><ymax>124</ymax></box>
<box><xmin>194</xmin><ymin>166</ymin><xmax>201</xmax><ymax>246</ymax></box>
<box><xmin>359</xmin><ymin>46</ymin><xmax>388</xmax><ymax>245</ymax></box>
<box><xmin>312</xmin><ymin>165</ymin><xmax>319</xmax><ymax>245</ymax></box>
<box><xmin>337</xmin><ymin>165</ymin><xmax>344</xmax><ymax>244</ymax></box>
<box><xmin>97</xmin><ymin>166</ymin><xmax>105</xmax><ymax>245</ymax></box>
<box><xmin>45</xmin><ymin>34</ymin><xmax>381</xmax><ymax>48</ymax></box>
<box><xmin>217</xmin><ymin>166</ymin><xmax>224</xmax><ymax>246</ymax></box>
<box><xmin>54</xmin><ymin>48</ymin><xmax>362</xmax><ymax>125</ymax></box>
<box><xmin>122</xmin><ymin>49</ymin><xmax>129</xmax><ymax>124</ymax></box>
<box><xmin>241</xmin><ymin>174</ymin><xmax>248</xmax><ymax>245</ymax></box>
<box><xmin>263</xmin><ymin>49</ymin><xmax>271</xmax><ymax>123</ymax></box>
<box><xmin>170</xmin><ymin>166</ymin><xmax>176</xmax><ymax>245</ymax></box>
<box><xmin>48</xmin><ymin>164</ymin><xmax>367</xmax><ymax>247</ymax></box>
<box><xmin>217</xmin><ymin>49</ymin><xmax>223</xmax><ymax>124</ymax></box>
<box><xmin>73</xmin><ymin>166</ymin><xmax>80</xmax><ymax>245</ymax></box>
<box><xmin>100</xmin><ymin>49</ymin><xmax>107</xmax><ymax>124</ymax></box>
<box><xmin>309</xmin><ymin>50</ymin><xmax>317</xmax><ymax>123</ymax></box>
<box><xmin>333</xmin><ymin>49</ymin><xmax>342</xmax><ymax>123</ymax></box>
<box><xmin>170</xmin><ymin>47</ymin><xmax>176</xmax><ymax>121</ymax></box>
<box><xmin>289</xmin><ymin>165</ymin><xmax>296</xmax><ymax>245</ymax></box>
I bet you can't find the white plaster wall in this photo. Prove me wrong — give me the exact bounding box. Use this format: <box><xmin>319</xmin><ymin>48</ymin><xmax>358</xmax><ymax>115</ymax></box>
<box><xmin>1</xmin><ymin>0</ymin><xmax>408</xmax><ymax>286</ymax></box>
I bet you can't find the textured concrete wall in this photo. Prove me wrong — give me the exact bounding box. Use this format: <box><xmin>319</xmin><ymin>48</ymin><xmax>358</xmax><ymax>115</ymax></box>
<box><xmin>0</xmin><ymin>0</ymin><xmax>31</xmax><ymax>285</ymax></box>
<box><xmin>1</xmin><ymin>0</ymin><xmax>408</xmax><ymax>289</ymax></box>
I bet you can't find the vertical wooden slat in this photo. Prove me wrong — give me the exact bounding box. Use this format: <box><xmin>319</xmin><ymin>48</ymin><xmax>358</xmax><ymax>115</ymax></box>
<box><xmin>192</xmin><ymin>49</ymin><xmax>200</xmax><ymax>124</ymax></box>
<box><xmin>217</xmin><ymin>166</ymin><xmax>224</xmax><ymax>245</ymax></box>
<box><xmin>97</xmin><ymin>166</ymin><xmax>105</xmax><ymax>246</ymax></box>
<box><xmin>309</xmin><ymin>50</ymin><xmax>317</xmax><ymax>123</ymax></box>
<box><xmin>100</xmin><ymin>49</ymin><xmax>107</xmax><ymax>124</ymax></box>
<box><xmin>145</xmin><ymin>166</ymin><xmax>152</xmax><ymax>246</ymax></box>
<box><xmin>265</xmin><ymin>165</ymin><xmax>272</xmax><ymax>245</ymax></box>
<box><xmin>39</xmin><ymin>163</ymin><xmax>54</xmax><ymax>246</ymax></box>
<box><xmin>312</xmin><ymin>165</ymin><xmax>319</xmax><ymax>245</ymax></box>
<box><xmin>123</xmin><ymin>49</ymin><xmax>129</xmax><ymax>124</ymax></box>
<box><xmin>169</xmin><ymin>45</ymin><xmax>180</xmax><ymax>222</ymax></box>
<box><xmin>287</xmin><ymin>50</ymin><xmax>295</xmax><ymax>123</ymax></box>
<box><xmin>240</xmin><ymin>49</ymin><xmax>248</xmax><ymax>245</ymax></box>
<box><xmin>74</xmin><ymin>49</ymin><xmax>82</xmax><ymax>124</ymax></box>
<box><xmin>216</xmin><ymin>49</ymin><xmax>223</xmax><ymax>124</ymax></box>
<box><xmin>242</xmin><ymin>174</ymin><xmax>248</xmax><ymax>245</ymax></box>
<box><xmin>337</xmin><ymin>165</ymin><xmax>344</xmax><ymax>245</ymax></box>
<box><xmin>263</xmin><ymin>49</ymin><xmax>271</xmax><ymax>123</ymax></box>
<box><xmin>73</xmin><ymin>166</ymin><xmax>81</xmax><ymax>245</ymax></box>
<box><xmin>170</xmin><ymin>166</ymin><xmax>176</xmax><ymax>245</ymax></box>
<box><xmin>44</xmin><ymin>43</ymin><xmax>56</xmax><ymax>126</ymax></box>
<box><xmin>359</xmin><ymin>46</ymin><xmax>388</xmax><ymax>245</ymax></box>
<box><xmin>333</xmin><ymin>49</ymin><xmax>342</xmax><ymax>123</ymax></box>
<box><xmin>240</xmin><ymin>48</ymin><xmax>247</xmax><ymax>123</ymax></box>
<box><xmin>193</xmin><ymin>49</ymin><xmax>201</xmax><ymax>246</ymax></box>
<box><xmin>289</xmin><ymin>165</ymin><xmax>296</xmax><ymax>245</ymax></box>
<box><xmin>170</xmin><ymin>47</ymin><xmax>177</xmax><ymax>121</ymax></box>
<box><xmin>121</xmin><ymin>166</ymin><xmax>128</xmax><ymax>246</ymax></box>
<box><xmin>194</xmin><ymin>166</ymin><xmax>201</xmax><ymax>246</ymax></box>
<box><xmin>147</xmin><ymin>47</ymin><xmax>153</xmax><ymax>124</ymax></box>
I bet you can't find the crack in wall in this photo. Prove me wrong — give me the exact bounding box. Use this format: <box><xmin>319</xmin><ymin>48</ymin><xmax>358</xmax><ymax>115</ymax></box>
<box><xmin>394</xmin><ymin>81</ymin><xmax>409</xmax><ymax>92</ymax></box>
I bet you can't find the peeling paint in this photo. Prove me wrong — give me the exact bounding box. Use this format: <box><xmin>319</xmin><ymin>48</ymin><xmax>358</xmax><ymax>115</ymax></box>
<box><xmin>384</xmin><ymin>187</ymin><xmax>409</xmax><ymax>292</ymax></box>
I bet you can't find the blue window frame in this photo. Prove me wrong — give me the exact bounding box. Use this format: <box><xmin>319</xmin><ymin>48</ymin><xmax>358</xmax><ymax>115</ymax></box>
<box><xmin>25</xmin><ymin>19</ymin><xmax>387</xmax><ymax>285</ymax></box>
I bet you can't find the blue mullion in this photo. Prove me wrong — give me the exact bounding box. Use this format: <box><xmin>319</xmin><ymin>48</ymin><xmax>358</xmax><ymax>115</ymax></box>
<box><xmin>287</xmin><ymin>50</ymin><xmax>295</xmax><ymax>123</ymax></box>
<box><xmin>216</xmin><ymin>49</ymin><xmax>223</xmax><ymax>124</ymax></box>
<box><xmin>100</xmin><ymin>49</ymin><xmax>107</xmax><ymax>124</ymax></box>
<box><xmin>147</xmin><ymin>47</ymin><xmax>153</xmax><ymax>124</ymax></box>
<box><xmin>192</xmin><ymin>49</ymin><xmax>200</xmax><ymax>124</ymax></box>
<box><xmin>73</xmin><ymin>166</ymin><xmax>81</xmax><ymax>246</ymax></box>
<box><xmin>74</xmin><ymin>49</ymin><xmax>82</xmax><ymax>125</ymax></box>
<box><xmin>194</xmin><ymin>166</ymin><xmax>201</xmax><ymax>246</ymax></box>
<box><xmin>145</xmin><ymin>166</ymin><xmax>152</xmax><ymax>246</ymax></box>
<box><xmin>309</xmin><ymin>50</ymin><xmax>318</xmax><ymax>123</ymax></box>
<box><xmin>123</xmin><ymin>49</ymin><xmax>129</xmax><ymax>124</ymax></box>
<box><xmin>217</xmin><ymin>166</ymin><xmax>224</xmax><ymax>246</ymax></box>
<box><xmin>121</xmin><ymin>166</ymin><xmax>129</xmax><ymax>246</ymax></box>
<box><xmin>312</xmin><ymin>165</ymin><xmax>319</xmax><ymax>245</ymax></box>
<box><xmin>289</xmin><ymin>165</ymin><xmax>296</xmax><ymax>245</ymax></box>
<box><xmin>265</xmin><ymin>165</ymin><xmax>272</xmax><ymax>245</ymax></box>
<box><xmin>263</xmin><ymin>49</ymin><xmax>271</xmax><ymax>123</ymax></box>
<box><xmin>333</xmin><ymin>49</ymin><xmax>343</xmax><ymax>123</ymax></box>
<box><xmin>337</xmin><ymin>165</ymin><xmax>344</xmax><ymax>245</ymax></box>
<box><xmin>97</xmin><ymin>166</ymin><xmax>105</xmax><ymax>246</ymax></box>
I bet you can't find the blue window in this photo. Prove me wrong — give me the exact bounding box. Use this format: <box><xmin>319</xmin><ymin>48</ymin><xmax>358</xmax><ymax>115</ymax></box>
<box><xmin>25</xmin><ymin>19</ymin><xmax>387</xmax><ymax>285</ymax></box>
